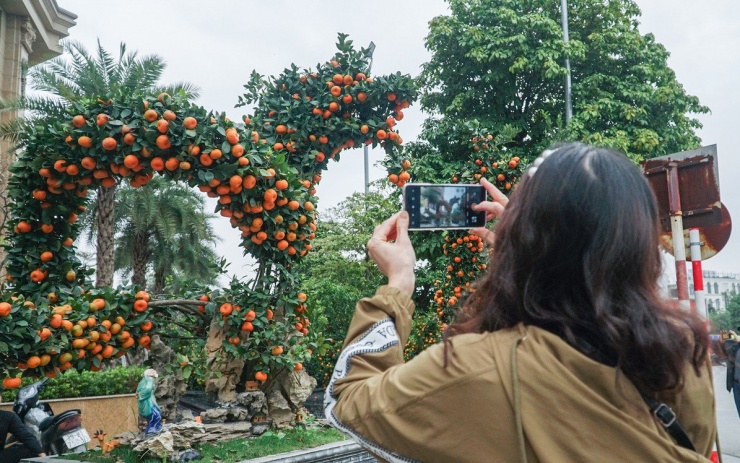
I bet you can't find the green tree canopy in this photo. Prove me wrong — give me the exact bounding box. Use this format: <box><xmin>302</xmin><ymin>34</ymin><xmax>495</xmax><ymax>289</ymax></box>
<box><xmin>298</xmin><ymin>186</ymin><xmax>396</xmax><ymax>386</ymax></box>
<box><xmin>109</xmin><ymin>176</ymin><xmax>221</xmax><ymax>293</ymax></box>
<box><xmin>417</xmin><ymin>0</ymin><xmax>708</xmax><ymax>163</ymax></box>
<box><xmin>710</xmin><ymin>293</ymin><xmax>740</xmax><ymax>332</ymax></box>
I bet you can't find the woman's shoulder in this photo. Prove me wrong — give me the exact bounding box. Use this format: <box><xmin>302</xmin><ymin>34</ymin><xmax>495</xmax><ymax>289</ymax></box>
<box><xmin>444</xmin><ymin>324</ymin><xmax>561</xmax><ymax>353</ymax></box>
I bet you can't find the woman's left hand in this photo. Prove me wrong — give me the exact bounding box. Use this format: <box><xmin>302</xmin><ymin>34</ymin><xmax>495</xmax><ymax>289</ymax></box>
<box><xmin>367</xmin><ymin>211</ymin><xmax>416</xmax><ymax>296</ymax></box>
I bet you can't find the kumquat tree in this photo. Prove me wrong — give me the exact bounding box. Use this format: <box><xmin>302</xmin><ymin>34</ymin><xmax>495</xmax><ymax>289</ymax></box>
<box><xmin>0</xmin><ymin>34</ymin><xmax>417</xmax><ymax>395</ymax></box>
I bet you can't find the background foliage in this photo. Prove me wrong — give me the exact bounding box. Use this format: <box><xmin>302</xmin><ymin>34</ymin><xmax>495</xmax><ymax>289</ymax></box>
<box><xmin>0</xmin><ymin>366</ymin><xmax>144</xmax><ymax>402</ymax></box>
<box><xmin>710</xmin><ymin>294</ymin><xmax>740</xmax><ymax>332</ymax></box>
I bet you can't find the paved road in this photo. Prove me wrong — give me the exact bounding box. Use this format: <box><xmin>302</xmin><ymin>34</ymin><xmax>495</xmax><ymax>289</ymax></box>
<box><xmin>714</xmin><ymin>365</ymin><xmax>740</xmax><ymax>461</ymax></box>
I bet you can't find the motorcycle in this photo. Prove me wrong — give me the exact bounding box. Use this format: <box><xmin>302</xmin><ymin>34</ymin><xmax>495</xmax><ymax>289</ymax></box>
<box><xmin>12</xmin><ymin>378</ymin><xmax>91</xmax><ymax>455</ymax></box>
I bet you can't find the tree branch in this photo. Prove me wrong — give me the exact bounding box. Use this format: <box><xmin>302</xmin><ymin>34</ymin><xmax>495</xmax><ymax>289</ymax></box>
<box><xmin>147</xmin><ymin>299</ymin><xmax>209</xmax><ymax>321</ymax></box>
<box><xmin>147</xmin><ymin>299</ymin><xmax>205</xmax><ymax>307</ymax></box>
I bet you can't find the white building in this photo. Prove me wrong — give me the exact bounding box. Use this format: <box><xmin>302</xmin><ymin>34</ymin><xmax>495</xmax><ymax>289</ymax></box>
<box><xmin>668</xmin><ymin>271</ymin><xmax>740</xmax><ymax>312</ymax></box>
<box><xmin>693</xmin><ymin>271</ymin><xmax>740</xmax><ymax>312</ymax></box>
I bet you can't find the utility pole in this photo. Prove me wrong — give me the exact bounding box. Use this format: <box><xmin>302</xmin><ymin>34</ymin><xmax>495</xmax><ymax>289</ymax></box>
<box><xmin>561</xmin><ymin>0</ymin><xmax>572</xmax><ymax>123</ymax></box>
<box><xmin>364</xmin><ymin>42</ymin><xmax>376</xmax><ymax>195</ymax></box>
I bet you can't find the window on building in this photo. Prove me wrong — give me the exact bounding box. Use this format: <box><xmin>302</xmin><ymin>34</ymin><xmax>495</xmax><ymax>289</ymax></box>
<box><xmin>714</xmin><ymin>283</ymin><xmax>719</xmax><ymax>294</ymax></box>
<box><xmin>708</xmin><ymin>284</ymin><xmax>712</xmax><ymax>294</ymax></box>
<box><xmin>717</xmin><ymin>298</ymin><xmax>721</xmax><ymax>310</ymax></box>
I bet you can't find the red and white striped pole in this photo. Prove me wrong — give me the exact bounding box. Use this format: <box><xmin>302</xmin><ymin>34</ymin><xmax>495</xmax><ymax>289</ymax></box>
<box><xmin>689</xmin><ymin>228</ymin><xmax>705</xmax><ymax>317</ymax></box>
<box><xmin>667</xmin><ymin>163</ymin><xmax>690</xmax><ymax>309</ymax></box>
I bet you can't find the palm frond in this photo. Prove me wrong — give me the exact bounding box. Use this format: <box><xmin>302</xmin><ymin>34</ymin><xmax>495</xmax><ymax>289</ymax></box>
<box><xmin>0</xmin><ymin>117</ymin><xmax>30</xmax><ymax>143</ymax></box>
<box><xmin>27</xmin><ymin>65</ymin><xmax>82</xmax><ymax>100</ymax></box>
<box><xmin>94</xmin><ymin>39</ymin><xmax>116</xmax><ymax>91</ymax></box>
<box><xmin>22</xmin><ymin>95</ymin><xmax>69</xmax><ymax>118</ymax></box>
<box><xmin>124</xmin><ymin>55</ymin><xmax>166</xmax><ymax>93</ymax></box>
<box><xmin>154</xmin><ymin>82</ymin><xmax>201</xmax><ymax>100</ymax></box>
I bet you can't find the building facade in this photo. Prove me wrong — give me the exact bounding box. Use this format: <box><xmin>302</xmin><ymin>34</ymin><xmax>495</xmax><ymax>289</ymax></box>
<box><xmin>691</xmin><ymin>271</ymin><xmax>740</xmax><ymax>312</ymax></box>
<box><xmin>668</xmin><ymin>270</ymin><xmax>740</xmax><ymax>312</ymax></box>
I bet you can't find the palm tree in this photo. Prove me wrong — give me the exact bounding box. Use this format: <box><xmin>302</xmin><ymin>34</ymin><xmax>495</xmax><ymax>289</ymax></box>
<box><xmin>111</xmin><ymin>176</ymin><xmax>221</xmax><ymax>293</ymax></box>
<box><xmin>9</xmin><ymin>40</ymin><xmax>199</xmax><ymax>286</ymax></box>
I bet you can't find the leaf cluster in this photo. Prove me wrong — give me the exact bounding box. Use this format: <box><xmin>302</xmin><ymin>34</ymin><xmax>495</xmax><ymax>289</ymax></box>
<box><xmin>0</xmin><ymin>366</ymin><xmax>144</xmax><ymax>402</ymax></box>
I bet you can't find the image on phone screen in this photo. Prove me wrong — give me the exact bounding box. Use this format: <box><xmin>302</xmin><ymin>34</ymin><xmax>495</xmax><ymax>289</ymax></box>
<box><xmin>404</xmin><ymin>184</ymin><xmax>485</xmax><ymax>230</ymax></box>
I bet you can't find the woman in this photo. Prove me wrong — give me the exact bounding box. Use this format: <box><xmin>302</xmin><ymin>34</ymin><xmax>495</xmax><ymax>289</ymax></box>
<box><xmin>325</xmin><ymin>143</ymin><xmax>716</xmax><ymax>462</ymax></box>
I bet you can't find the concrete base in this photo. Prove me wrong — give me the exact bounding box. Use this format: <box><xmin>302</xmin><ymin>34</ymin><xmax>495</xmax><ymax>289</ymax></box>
<box><xmin>21</xmin><ymin>458</ymin><xmax>80</xmax><ymax>463</ymax></box>
<box><xmin>19</xmin><ymin>440</ymin><xmax>376</xmax><ymax>463</ymax></box>
<box><xmin>239</xmin><ymin>440</ymin><xmax>376</xmax><ymax>463</ymax></box>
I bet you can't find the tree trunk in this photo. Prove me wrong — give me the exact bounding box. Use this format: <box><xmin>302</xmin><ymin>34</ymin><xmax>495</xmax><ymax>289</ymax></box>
<box><xmin>132</xmin><ymin>231</ymin><xmax>150</xmax><ymax>289</ymax></box>
<box><xmin>95</xmin><ymin>185</ymin><xmax>116</xmax><ymax>287</ymax></box>
<box><xmin>153</xmin><ymin>267</ymin><xmax>166</xmax><ymax>295</ymax></box>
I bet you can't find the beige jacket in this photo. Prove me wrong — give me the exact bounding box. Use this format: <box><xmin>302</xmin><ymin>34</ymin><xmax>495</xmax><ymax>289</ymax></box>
<box><xmin>325</xmin><ymin>286</ymin><xmax>716</xmax><ymax>463</ymax></box>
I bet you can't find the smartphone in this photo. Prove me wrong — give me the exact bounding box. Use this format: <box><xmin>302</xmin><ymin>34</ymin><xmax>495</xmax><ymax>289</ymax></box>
<box><xmin>403</xmin><ymin>183</ymin><xmax>485</xmax><ymax>231</ymax></box>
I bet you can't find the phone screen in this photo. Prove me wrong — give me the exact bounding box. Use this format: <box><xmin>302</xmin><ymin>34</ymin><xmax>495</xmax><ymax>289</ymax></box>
<box><xmin>403</xmin><ymin>184</ymin><xmax>485</xmax><ymax>231</ymax></box>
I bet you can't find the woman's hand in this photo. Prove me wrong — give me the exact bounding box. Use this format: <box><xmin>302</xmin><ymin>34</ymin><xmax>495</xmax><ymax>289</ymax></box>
<box><xmin>367</xmin><ymin>211</ymin><xmax>416</xmax><ymax>296</ymax></box>
<box><xmin>471</xmin><ymin>177</ymin><xmax>509</xmax><ymax>245</ymax></box>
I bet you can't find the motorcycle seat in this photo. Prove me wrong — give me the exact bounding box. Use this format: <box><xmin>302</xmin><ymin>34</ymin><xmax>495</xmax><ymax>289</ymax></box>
<box><xmin>38</xmin><ymin>416</ymin><xmax>54</xmax><ymax>431</ymax></box>
<box><xmin>39</xmin><ymin>409</ymin><xmax>81</xmax><ymax>431</ymax></box>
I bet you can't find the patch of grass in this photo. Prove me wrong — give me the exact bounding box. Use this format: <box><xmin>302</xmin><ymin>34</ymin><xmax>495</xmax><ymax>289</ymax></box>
<box><xmin>66</xmin><ymin>427</ymin><xmax>346</xmax><ymax>463</ymax></box>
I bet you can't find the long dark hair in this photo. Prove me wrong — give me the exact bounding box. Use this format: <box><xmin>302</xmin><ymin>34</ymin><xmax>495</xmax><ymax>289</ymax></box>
<box><xmin>451</xmin><ymin>142</ymin><xmax>708</xmax><ymax>395</ymax></box>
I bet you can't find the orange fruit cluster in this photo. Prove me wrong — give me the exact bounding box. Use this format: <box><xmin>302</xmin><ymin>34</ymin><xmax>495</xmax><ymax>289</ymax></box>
<box><xmin>434</xmin><ymin>233</ymin><xmax>486</xmax><ymax>324</ymax></box>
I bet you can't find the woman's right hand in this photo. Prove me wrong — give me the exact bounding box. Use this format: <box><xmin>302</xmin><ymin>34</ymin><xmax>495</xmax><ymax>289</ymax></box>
<box><xmin>367</xmin><ymin>211</ymin><xmax>416</xmax><ymax>297</ymax></box>
<box><xmin>471</xmin><ymin>177</ymin><xmax>509</xmax><ymax>246</ymax></box>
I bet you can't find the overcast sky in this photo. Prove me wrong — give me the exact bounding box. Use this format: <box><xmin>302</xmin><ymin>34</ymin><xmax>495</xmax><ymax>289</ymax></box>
<box><xmin>57</xmin><ymin>0</ymin><xmax>740</xmax><ymax>283</ymax></box>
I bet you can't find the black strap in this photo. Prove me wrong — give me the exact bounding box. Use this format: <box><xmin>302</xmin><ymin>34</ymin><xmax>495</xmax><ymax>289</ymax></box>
<box><xmin>641</xmin><ymin>394</ymin><xmax>696</xmax><ymax>452</ymax></box>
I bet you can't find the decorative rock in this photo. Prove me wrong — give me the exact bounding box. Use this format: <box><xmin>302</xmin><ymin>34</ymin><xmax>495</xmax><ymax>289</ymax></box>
<box><xmin>237</xmin><ymin>391</ymin><xmax>268</xmax><ymax>418</ymax></box>
<box><xmin>180</xmin><ymin>408</ymin><xmax>194</xmax><ymax>421</ymax></box>
<box><xmin>229</xmin><ymin>407</ymin><xmax>249</xmax><ymax>422</ymax></box>
<box><xmin>199</xmin><ymin>421</ymin><xmax>252</xmax><ymax>442</ymax></box>
<box><xmin>179</xmin><ymin>449</ymin><xmax>203</xmax><ymax>461</ymax></box>
<box><xmin>131</xmin><ymin>420</ymin><xmax>254</xmax><ymax>458</ymax></box>
<box><xmin>280</xmin><ymin>369</ymin><xmax>317</xmax><ymax>409</ymax></box>
<box><xmin>200</xmin><ymin>407</ymin><xmax>229</xmax><ymax>423</ymax></box>
<box><xmin>266</xmin><ymin>386</ymin><xmax>294</xmax><ymax>428</ymax></box>
<box><xmin>265</xmin><ymin>369</ymin><xmax>317</xmax><ymax>427</ymax></box>
<box><xmin>251</xmin><ymin>420</ymin><xmax>271</xmax><ymax>436</ymax></box>
<box><xmin>133</xmin><ymin>429</ymin><xmax>175</xmax><ymax>459</ymax></box>
<box><xmin>199</xmin><ymin>404</ymin><xmax>258</xmax><ymax>423</ymax></box>
<box><xmin>112</xmin><ymin>431</ymin><xmax>137</xmax><ymax>446</ymax></box>
<box><xmin>168</xmin><ymin>421</ymin><xmax>207</xmax><ymax>448</ymax></box>
<box><xmin>204</xmin><ymin>321</ymin><xmax>246</xmax><ymax>403</ymax></box>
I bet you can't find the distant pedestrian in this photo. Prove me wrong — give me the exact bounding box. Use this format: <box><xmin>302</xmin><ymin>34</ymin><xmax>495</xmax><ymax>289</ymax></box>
<box><xmin>723</xmin><ymin>328</ymin><xmax>740</xmax><ymax>418</ymax></box>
